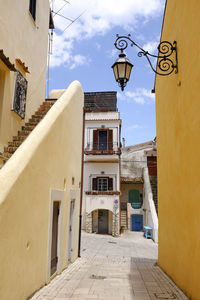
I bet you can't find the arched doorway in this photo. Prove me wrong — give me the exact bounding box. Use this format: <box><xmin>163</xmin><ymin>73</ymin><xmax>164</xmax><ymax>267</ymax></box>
<box><xmin>128</xmin><ymin>189</ymin><xmax>141</xmax><ymax>209</ymax></box>
<box><xmin>91</xmin><ymin>209</ymin><xmax>113</xmax><ymax>234</ymax></box>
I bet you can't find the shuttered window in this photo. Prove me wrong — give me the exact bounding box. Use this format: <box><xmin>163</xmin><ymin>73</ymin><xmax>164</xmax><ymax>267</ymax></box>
<box><xmin>93</xmin><ymin>130</ymin><xmax>98</xmax><ymax>150</ymax></box>
<box><xmin>92</xmin><ymin>178</ymin><xmax>97</xmax><ymax>190</ymax></box>
<box><xmin>93</xmin><ymin>129</ymin><xmax>113</xmax><ymax>151</ymax></box>
<box><xmin>108</xmin><ymin>129</ymin><xmax>113</xmax><ymax>150</ymax></box>
<box><xmin>92</xmin><ymin>177</ymin><xmax>113</xmax><ymax>191</ymax></box>
<box><xmin>108</xmin><ymin>178</ymin><xmax>113</xmax><ymax>190</ymax></box>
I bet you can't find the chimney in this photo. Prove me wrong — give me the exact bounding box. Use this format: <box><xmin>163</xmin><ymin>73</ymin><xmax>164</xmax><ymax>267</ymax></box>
<box><xmin>122</xmin><ymin>137</ymin><xmax>125</xmax><ymax>148</ymax></box>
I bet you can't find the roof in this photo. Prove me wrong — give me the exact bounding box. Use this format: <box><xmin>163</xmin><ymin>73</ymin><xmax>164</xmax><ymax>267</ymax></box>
<box><xmin>122</xmin><ymin>140</ymin><xmax>154</xmax><ymax>153</ymax></box>
<box><xmin>120</xmin><ymin>177</ymin><xmax>143</xmax><ymax>183</ymax></box>
<box><xmin>0</xmin><ymin>49</ymin><xmax>16</xmax><ymax>71</ymax></box>
<box><xmin>84</xmin><ymin>91</ymin><xmax>117</xmax><ymax>112</ymax></box>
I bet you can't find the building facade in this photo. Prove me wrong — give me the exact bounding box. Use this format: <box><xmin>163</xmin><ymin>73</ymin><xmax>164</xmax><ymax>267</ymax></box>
<box><xmin>0</xmin><ymin>2</ymin><xmax>83</xmax><ymax>299</ymax></box>
<box><xmin>155</xmin><ymin>1</ymin><xmax>200</xmax><ymax>298</ymax></box>
<box><xmin>120</xmin><ymin>141</ymin><xmax>158</xmax><ymax>241</ymax></box>
<box><xmin>0</xmin><ymin>0</ymin><xmax>52</xmax><ymax>165</ymax></box>
<box><xmin>82</xmin><ymin>92</ymin><xmax>121</xmax><ymax>236</ymax></box>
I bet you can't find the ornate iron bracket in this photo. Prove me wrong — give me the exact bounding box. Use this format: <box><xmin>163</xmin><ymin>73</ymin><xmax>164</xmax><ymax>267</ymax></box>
<box><xmin>114</xmin><ymin>34</ymin><xmax>178</xmax><ymax>76</ymax></box>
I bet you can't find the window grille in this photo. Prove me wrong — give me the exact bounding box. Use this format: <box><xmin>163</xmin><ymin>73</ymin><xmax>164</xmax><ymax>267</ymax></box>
<box><xmin>13</xmin><ymin>71</ymin><xmax>28</xmax><ymax>119</ymax></box>
<box><xmin>98</xmin><ymin>178</ymin><xmax>108</xmax><ymax>191</ymax></box>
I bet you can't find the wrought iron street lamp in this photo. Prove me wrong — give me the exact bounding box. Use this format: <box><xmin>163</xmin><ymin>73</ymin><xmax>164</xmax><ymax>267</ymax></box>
<box><xmin>112</xmin><ymin>34</ymin><xmax>178</xmax><ymax>91</ymax></box>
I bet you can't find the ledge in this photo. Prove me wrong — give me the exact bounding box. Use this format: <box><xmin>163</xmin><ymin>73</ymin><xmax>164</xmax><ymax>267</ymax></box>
<box><xmin>85</xmin><ymin>149</ymin><xmax>121</xmax><ymax>155</ymax></box>
<box><xmin>85</xmin><ymin>191</ymin><xmax>120</xmax><ymax>195</ymax></box>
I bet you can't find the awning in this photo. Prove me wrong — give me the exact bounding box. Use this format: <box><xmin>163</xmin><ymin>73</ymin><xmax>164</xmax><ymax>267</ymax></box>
<box><xmin>0</xmin><ymin>49</ymin><xmax>16</xmax><ymax>71</ymax></box>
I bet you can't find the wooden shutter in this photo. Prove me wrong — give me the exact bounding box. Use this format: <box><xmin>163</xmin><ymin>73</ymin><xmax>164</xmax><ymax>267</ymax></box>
<box><xmin>108</xmin><ymin>129</ymin><xmax>113</xmax><ymax>150</ymax></box>
<box><xmin>93</xmin><ymin>130</ymin><xmax>98</xmax><ymax>150</ymax></box>
<box><xmin>108</xmin><ymin>178</ymin><xmax>113</xmax><ymax>190</ymax></box>
<box><xmin>92</xmin><ymin>178</ymin><xmax>97</xmax><ymax>190</ymax></box>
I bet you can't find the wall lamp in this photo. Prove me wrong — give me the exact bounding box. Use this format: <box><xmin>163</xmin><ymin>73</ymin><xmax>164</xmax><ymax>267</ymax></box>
<box><xmin>112</xmin><ymin>34</ymin><xmax>178</xmax><ymax>91</ymax></box>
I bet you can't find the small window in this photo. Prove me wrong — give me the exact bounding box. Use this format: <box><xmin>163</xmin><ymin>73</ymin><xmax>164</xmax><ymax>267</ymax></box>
<box><xmin>98</xmin><ymin>178</ymin><xmax>108</xmax><ymax>191</ymax></box>
<box><xmin>13</xmin><ymin>71</ymin><xmax>28</xmax><ymax>119</ymax></box>
<box><xmin>29</xmin><ymin>0</ymin><xmax>37</xmax><ymax>21</ymax></box>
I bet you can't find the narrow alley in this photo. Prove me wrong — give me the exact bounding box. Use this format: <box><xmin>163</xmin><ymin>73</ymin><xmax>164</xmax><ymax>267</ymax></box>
<box><xmin>30</xmin><ymin>232</ymin><xmax>188</xmax><ymax>300</ymax></box>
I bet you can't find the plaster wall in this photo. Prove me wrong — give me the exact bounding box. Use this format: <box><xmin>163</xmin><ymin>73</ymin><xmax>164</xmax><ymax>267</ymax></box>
<box><xmin>83</xmin><ymin>162</ymin><xmax>120</xmax><ymax>191</ymax></box>
<box><xmin>0</xmin><ymin>0</ymin><xmax>50</xmax><ymax>151</ymax></box>
<box><xmin>85</xmin><ymin>119</ymin><xmax>121</xmax><ymax>151</ymax></box>
<box><xmin>0</xmin><ymin>81</ymin><xmax>83</xmax><ymax>300</ymax></box>
<box><xmin>121</xmin><ymin>147</ymin><xmax>150</xmax><ymax>178</ymax></box>
<box><xmin>155</xmin><ymin>1</ymin><xmax>200</xmax><ymax>298</ymax></box>
<box><xmin>85</xmin><ymin>195</ymin><xmax>120</xmax><ymax>214</ymax></box>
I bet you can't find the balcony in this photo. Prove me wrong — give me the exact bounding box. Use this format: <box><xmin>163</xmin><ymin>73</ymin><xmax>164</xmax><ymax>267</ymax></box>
<box><xmin>84</xmin><ymin>142</ymin><xmax>121</xmax><ymax>155</ymax></box>
<box><xmin>85</xmin><ymin>190</ymin><xmax>120</xmax><ymax>195</ymax></box>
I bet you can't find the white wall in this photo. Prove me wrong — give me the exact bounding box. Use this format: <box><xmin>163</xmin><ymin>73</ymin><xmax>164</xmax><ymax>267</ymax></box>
<box><xmin>84</xmin><ymin>119</ymin><xmax>121</xmax><ymax>151</ymax></box>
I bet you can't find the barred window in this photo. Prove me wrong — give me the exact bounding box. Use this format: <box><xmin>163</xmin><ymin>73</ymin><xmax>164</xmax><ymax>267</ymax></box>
<box><xmin>98</xmin><ymin>178</ymin><xmax>108</xmax><ymax>191</ymax></box>
<box><xmin>13</xmin><ymin>71</ymin><xmax>27</xmax><ymax>119</ymax></box>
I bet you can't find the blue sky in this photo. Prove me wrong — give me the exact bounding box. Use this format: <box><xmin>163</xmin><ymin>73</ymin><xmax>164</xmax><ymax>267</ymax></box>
<box><xmin>48</xmin><ymin>0</ymin><xmax>165</xmax><ymax>146</ymax></box>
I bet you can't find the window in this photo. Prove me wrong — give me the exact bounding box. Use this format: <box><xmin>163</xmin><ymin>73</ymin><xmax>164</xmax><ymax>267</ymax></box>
<box><xmin>29</xmin><ymin>0</ymin><xmax>37</xmax><ymax>21</ymax></box>
<box><xmin>98</xmin><ymin>178</ymin><xmax>108</xmax><ymax>191</ymax></box>
<box><xmin>99</xmin><ymin>130</ymin><xmax>107</xmax><ymax>150</ymax></box>
<box><xmin>13</xmin><ymin>71</ymin><xmax>28</xmax><ymax>119</ymax></box>
<box><xmin>93</xmin><ymin>129</ymin><xmax>113</xmax><ymax>151</ymax></box>
<box><xmin>92</xmin><ymin>177</ymin><xmax>113</xmax><ymax>191</ymax></box>
<box><xmin>128</xmin><ymin>189</ymin><xmax>142</xmax><ymax>209</ymax></box>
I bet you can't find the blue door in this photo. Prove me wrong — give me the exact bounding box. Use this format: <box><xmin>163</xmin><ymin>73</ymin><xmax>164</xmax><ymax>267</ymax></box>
<box><xmin>131</xmin><ymin>214</ymin><xmax>143</xmax><ymax>231</ymax></box>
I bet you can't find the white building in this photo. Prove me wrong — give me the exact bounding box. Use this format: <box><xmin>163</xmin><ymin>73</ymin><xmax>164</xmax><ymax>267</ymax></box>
<box><xmin>82</xmin><ymin>92</ymin><xmax>121</xmax><ymax>236</ymax></box>
<box><xmin>120</xmin><ymin>140</ymin><xmax>158</xmax><ymax>242</ymax></box>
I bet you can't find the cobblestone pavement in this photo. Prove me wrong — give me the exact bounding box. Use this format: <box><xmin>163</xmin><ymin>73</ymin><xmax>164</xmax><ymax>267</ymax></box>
<box><xmin>30</xmin><ymin>231</ymin><xmax>188</xmax><ymax>300</ymax></box>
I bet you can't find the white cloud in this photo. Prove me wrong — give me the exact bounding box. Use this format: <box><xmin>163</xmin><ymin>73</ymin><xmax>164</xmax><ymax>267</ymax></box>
<box><xmin>118</xmin><ymin>88</ymin><xmax>155</xmax><ymax>104</ymax></box>
<box><xmin>50</xmin><ymin>0</ymin><xmax>165</xmax><ymax>68</ymax></box>
<box><xmin>107</xmin><ymin>48</ymin><xmax>118</xmax><ymax>58</ymax></box>
<box><xmin>70</xmin><ymin>54</ymin><xmax>89</xmax><ymax>70</ymax></box>
<box><xmin>143</xmin><ymin>41</ymin><xmax>158</xmax><ymax>54</ymax></box>
<box><xmin>127</xmin><ymin>124</ymin><xmax>143</xmax><ymax>130</ymax></box>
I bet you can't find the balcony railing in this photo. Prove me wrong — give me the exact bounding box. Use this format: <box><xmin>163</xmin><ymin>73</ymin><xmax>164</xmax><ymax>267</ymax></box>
<box><xmin>130</xmin><ymin>202</ymin><xmax>142</xmax><ymax>209</ymax></box>
<box><xmin>85</xmin><ymin>190</ymin><xmax>120</xmax><ymax>195</ymax></box>
<box><xmin>84</xmin><ymin>142</ymin><xmax>121</xmax><ymax>155</ymax></box>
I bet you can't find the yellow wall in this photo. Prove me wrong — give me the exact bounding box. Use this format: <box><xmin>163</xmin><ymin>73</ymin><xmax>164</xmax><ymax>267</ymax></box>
<box><xmin>155</xmin><ymin>1</ymin><xmax>200</xmax><ymax>299</ymax></box>
<box><xmin>0</xmin><ymin>81</ymin><xmax>83</xmax><ymax>300</ymax></box>
<box><xmin>0</xmin><ymin>0</ymin><xmax>50</xmax><ymax>152</ymax></box>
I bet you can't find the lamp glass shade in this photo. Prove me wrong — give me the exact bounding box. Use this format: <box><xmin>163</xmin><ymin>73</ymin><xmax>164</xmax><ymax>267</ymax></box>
<box><xmin>125</xmin><ymin>63</ymin><xmax>132</xmax><ymax>81</ymax></box>
<box><xmin>112</xmin><ymin>52</ymin><xmax>133</xmax><ymax>85</ymax></box>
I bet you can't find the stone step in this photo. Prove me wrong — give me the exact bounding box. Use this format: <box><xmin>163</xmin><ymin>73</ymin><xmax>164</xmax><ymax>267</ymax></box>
<box><xmin>1</xmin><ymin>101</ymin><xmax>55</xmax><ymax>166</ymax></box>
<box><xmin>8</xmin><ymin>141</ymin><xmax>22</xmax><ymax>147</ymax></box>
<box><xmin>4</xmin><ymin>146</ymin><xmax>18</xmax><ymax>153</ymax></box>
<box><xmin>18</xmin><ymin>130</ymin><xmax>30</xmax><ymax>136</ymax></box>
<box><xmin>13</xmin><ymin>135</ymin><xmax>27</xmax><ymax>142</ymax></box>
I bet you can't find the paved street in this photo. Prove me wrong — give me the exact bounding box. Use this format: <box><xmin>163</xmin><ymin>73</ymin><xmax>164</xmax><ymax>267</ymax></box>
<box><xmin>30</xmin><ymin>231</ymin><xmax>188</xmax><ymax>300</ymax></box>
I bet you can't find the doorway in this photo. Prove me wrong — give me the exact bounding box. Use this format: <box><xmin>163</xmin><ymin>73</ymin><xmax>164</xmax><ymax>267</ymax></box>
<box><xmin>131</xmin><ymin>214</ymin><xmax>143</xmax><ymax>231</ymax></box>
<box><xmin>98</xmin><ymin>209</ymin><xmax>108</xmax><ymax>234</ymax></box>
<box><xmin>51</xmin><ymin>201</ymin><xmax>59</xmax><ymax>276</ymax></box>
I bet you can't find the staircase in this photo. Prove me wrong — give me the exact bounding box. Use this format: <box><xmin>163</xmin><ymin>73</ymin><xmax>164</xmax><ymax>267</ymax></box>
<box><xmin>150</xmin><ymin>176</ymin><xmax>158</xmax><ymax>214</ymax></box>
<box><xmin>1</xmin><ymin>101</ymin><xmax>55</xmax><ymax>166</ymax></box>
<box><xmin>121</xmin><ymin>210</ymin><xmax>127</xmax><ymax>229</ymax></box>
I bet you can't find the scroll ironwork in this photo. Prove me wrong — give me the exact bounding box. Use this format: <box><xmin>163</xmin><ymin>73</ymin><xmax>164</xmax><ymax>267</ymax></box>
<box><xmin>114</xmin><ymin>34</ymin><xmax>178</xmax><ymax>76</ymax></box>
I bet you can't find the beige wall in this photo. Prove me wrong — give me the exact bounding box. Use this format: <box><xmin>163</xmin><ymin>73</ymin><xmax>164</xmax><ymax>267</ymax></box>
<box><xmin>155</xmin><ymin>1</ymin><xmax>200</xmax><ymax>298</ymax></box>
<box><xmin>0</xmin><ymin>0</ymin><xmax>50</xmax><ymax>151</ymax></box>
<box><xmin>0</xmin><ymin>81</ymin><xmax>83</xmax><ymax>300</ymax></box>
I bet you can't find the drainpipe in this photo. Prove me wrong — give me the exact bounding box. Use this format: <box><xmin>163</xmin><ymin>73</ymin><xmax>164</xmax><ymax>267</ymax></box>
<box><xmin>78</xmin><ymin>107</ymin><xmax>85</xmax><ymax>257</ymax></box>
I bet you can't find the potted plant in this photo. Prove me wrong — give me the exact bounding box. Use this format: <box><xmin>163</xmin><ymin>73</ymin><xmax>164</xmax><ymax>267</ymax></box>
<box><xmin>120</xmin><ymin>226</ymin><xmax>125</xmax><ymax>234</ymax></box>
